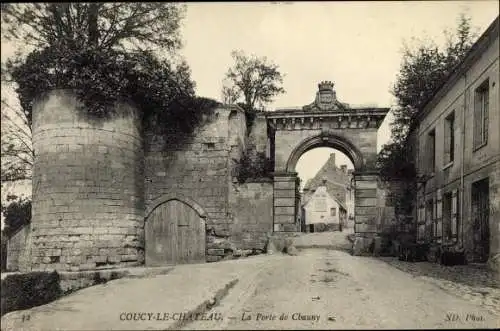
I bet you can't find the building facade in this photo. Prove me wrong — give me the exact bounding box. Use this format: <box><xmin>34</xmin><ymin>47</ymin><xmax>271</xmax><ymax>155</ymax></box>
<box><xmin>413</xmin><ymin>17</ymin><xmax>499</xmax><ymax>265</ymax></box>
<box><xmin>302</xmin><ymin>153</ymin><xmax>354</xmax><ymax>219</ymax></box>
<box><xmin>301</xmin><ymin>184</ymin><xmax>347</xmax><ymax>232</ymax></box>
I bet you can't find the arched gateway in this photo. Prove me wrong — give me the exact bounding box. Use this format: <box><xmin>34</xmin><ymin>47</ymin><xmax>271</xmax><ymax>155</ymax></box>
<box><xmin>266</xmin><ymin>81</ymin><xmax>389</xmax><ymax>252</ymax></box>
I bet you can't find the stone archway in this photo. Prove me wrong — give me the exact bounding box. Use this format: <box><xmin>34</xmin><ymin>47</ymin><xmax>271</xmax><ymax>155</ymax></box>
<box><xmin>285</xmin><ymin>133</ymin><xmax>364</xmax><ymax>172</ymax></box>
<box><xmin>265</xmin><ymin>81</ymin><xmax>389</xmax><ymax>254</ymax></box>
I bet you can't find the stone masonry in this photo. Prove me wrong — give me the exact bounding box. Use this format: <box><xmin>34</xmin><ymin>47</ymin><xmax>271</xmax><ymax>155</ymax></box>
<box><xmin>266</xmin><ymin>82</ymin><xmax>389</xmax><ymax>254</ymax></box>
<box><xmin>23</xmin><ymin>81</ymin><xmax>392</xmax><ymax>272</ymax></box>
<box><xmin>145</xmin><ymin>105</ymin><xmax>273</xmax><ymax>263</ymax></box>
<box><xmin>30</xmin><ymin>90</ymin><xmax>144</xmax><ymax>272</ymax></box>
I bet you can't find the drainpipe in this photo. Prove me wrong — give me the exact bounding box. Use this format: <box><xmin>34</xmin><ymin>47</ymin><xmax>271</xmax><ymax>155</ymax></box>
<box><xmin>460</xmin><ymin>72</ymin><xmax>467</xmax><ymax>250</ymax></box>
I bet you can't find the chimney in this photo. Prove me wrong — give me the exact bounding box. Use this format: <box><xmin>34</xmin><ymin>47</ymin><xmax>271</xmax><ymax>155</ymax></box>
<box><xmin>329</xmin><ymin>153</ymin><xmax>336</xmax><ymax>167</ymax></box>
<box><xmin>340</xmin><ymin>165</ymin><xmax>347</xmax><ymax>173</ymax></box>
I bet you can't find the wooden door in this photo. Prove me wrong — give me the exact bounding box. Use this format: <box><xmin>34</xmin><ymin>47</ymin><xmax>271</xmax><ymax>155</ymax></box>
<box><xmin>471</xmin><ymin>179</ymin><xmax>489</xmax><ymax>263</ymax></box>
<box><xmin>145</xmin><ymin>199</ymin><xmax>206</xmax><ymax>266</ymax></box>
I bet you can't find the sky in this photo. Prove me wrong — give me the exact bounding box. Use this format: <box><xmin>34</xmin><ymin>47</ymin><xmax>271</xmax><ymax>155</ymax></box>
<box><xmin>0</xmin><ymin>1</ymin><xmax>499</xmax><ymax>213</ymax></box>
<box><xmin>179</xmin><ymin>1</ymin><xmax>499</xmax><ymax>186</ymax></box>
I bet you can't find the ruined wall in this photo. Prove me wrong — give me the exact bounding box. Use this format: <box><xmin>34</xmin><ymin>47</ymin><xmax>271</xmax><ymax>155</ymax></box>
<box><xmin>376</xmin><ymin>180</ymin><xmax>413</xmax><ymax>234</ymax></box>
<box><xmin>144</xmin><ymin>105</ymin><xmax>277</xmax><ymax>262</ymax></box>
<box><xmin>247</xmin><ymin>114</ymin><xmax>269</xmax><ymax>159</ymax></box>
<box><xmin>6</xmin><ymin>224</ymin><xmax>31</xmax><ymax>271</ymax></box>
<box><xmin>31</xmin><ymin>90</ymin><xmax>144</xmax><ymax>272</ymax></box>
<box><xmin>227</xmin><ymin>180</ymin><xmax>274</xmax><ymax>254</ymax></box>
<box><xmin>144</xmin><ymin>106</ymin><xmax>249</xmax><ymax>261</ymax></box>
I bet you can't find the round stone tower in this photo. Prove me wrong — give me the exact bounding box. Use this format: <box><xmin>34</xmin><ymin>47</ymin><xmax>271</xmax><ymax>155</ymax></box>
<box><xmin>31</xmin><ymin>90</ymin><xmax>144</xmax><ymax>272</ymax></box>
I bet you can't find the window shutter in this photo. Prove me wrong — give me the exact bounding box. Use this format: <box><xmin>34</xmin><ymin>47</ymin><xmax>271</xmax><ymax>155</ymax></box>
<box><xmin>432</xmin><ymin>197</ymin><xmax>437</xmax><ymax>237</ymax></box>
<box><xmin>474</xmin><ymin>92</ymin><xmax>482</xmax><ymax>148</ymax></box>
<box><xmin>417</xmin><ymin>206</ymin><xmax>425</xmax><ymax>241</ymax></box>
<box><xmin>424</xmin><ymin>135</ymin><xmax>430</xmax><ymax>173</ymax></box>
<box><xmin>450</xmin><ymin>116</ymin><xmax>455</xmax><ymax>162</ymax></box>
<box><xmin>418</xmin><ymin>206</ymin><xmax>424</xmax><ymax>223</ymax></box>
<box><xmin>436</xmin><ymin>195</ymin><xmax>443</xmax><ymax>238</ymax></box>
<box><xmin>451</xmin><ymin>190</ymin><xmax>458</xmax><ymax>237</ymax></box>
<box><xmin>444</xmin><ymin>119</ymin><xmax>450</xmax><ymax>163</ymax></box>
<box><xmin>483</xmin><ymin>88</ymin><xmax>489</xmax><ymax>144</ymax></box>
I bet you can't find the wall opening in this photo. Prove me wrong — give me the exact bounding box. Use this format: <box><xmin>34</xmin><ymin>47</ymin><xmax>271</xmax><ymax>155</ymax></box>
<box><xmin>296</xmin><ymin>147</ymin><xmax>355</xmax><ymax>233</ymax></box>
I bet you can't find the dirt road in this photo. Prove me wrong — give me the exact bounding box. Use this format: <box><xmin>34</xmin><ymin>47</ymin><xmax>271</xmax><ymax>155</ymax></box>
<box><xmin>2</xmin><ymin>231</ymin><xmax>498</xmax><ymax>330</ymax></box>
<box><xmin>186</xmin><ymin>249</ymin><xmax>498</xmax><ymax>330</ymax></box>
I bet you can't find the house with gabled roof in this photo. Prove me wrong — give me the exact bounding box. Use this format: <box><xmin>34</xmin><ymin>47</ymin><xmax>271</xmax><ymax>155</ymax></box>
<box><xmin>301</xmin><ymin>181</ymin><xmax>347</xmax><ymax>232</ymax></box>
<box><xmin>301</xmin><ymin>153</ymin><xmax>354</xmax><ymax>220</ymax></box>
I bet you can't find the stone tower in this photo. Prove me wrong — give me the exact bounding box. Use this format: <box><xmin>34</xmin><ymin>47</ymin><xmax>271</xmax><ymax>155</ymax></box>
<box><xmin>30</xmin><ymin>90</ymin><xmax>144</xmax><ymax>272</ymax></box>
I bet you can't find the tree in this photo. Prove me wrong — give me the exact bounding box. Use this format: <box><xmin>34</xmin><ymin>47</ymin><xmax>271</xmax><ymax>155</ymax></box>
<box><xmin>378</xmin><ymin>13</ymin><xmax>477</xmax><ymax>180</ymax></box>
<box><xmin>1</xmin><ymin>95</ymin><xmax>33</xmax><ymax>182</ymax></box>
<box><xmin>1</xmin><ymin>195</ymin><xmax>31</xmax><ymax>238</ymax></box>
<box><xmin>222</xmin><ymin>50</ymin><xmax>285</xmax><ymax>112</ymax></box>
<box><xmin>1</xmin><ymin>3</ymin><xmax>194</xmax><ymax>185</ymax></box>
<box><xmin>1</xmin><ymin>3</ymin><xmax>186</xmax><ymax>53</ymax></box>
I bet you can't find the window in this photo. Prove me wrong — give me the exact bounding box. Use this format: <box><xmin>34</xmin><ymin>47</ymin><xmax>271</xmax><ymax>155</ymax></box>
<box><xmin>444</xmin><ymin>112</ymin><xmax>455</xmax><ymax>165</ymax></box>
<box><xmin>442</xmin><ymin>191</ymin><xmax>459</xmax><ymax>241</ymax></box>
<box><xmin>474</xmin><ymin>79</ymin><xmax>489</xmax><ymax>150</ymax></box>
<box><xmin>426</xmin><ymin>199</ymin><xmax>433</xmax><ymax>238</ymax></box>
<box><xmin>417</xmin><ymin>203</ymin><xmax>426</xmax><ymax>242</ymax></box>
<box><xmin>330</xmin><ymin>208</ymin><xmax>336</xmax><ymax>216</ymax></box>
<box><xmin>436</xmin><ymin>194</ymin><xmax>443</xmax><ymax>240</ymax></box>
<box><xmin>471</xmin><ymin>178</ymin><xmax>489</xmax><ymax>262</ymax></box>
<box><xmin>427</xmin><ymin>129</ymin><xmax>436</xmax><ymax>173</ymax></box>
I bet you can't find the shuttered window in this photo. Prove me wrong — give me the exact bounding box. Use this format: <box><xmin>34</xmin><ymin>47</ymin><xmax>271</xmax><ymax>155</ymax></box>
<box><xmin>427</xmin><ymin>129</ymin><xmax>436</xmax><ymax>174</ymax></box>
<box><xmin>451</xmin><ymin>189</ymin><xmax>459</xmax><ymax>238</ymax></box>
<box><xmin>474</xmin><ymin>79</ymin><xmax>489</xmax><ymax>150</ymax></box>
<box><xmin>426</xmin><ymin>199</ymin><xmax>434</xmax><ymax>238</ymax></box>
<box><xmin>436</xmin><ymin>193</ymin><xmax>442</xmax><ymax>241</ymax></box>
<box><xmin>417</xmin><ymin>204</ymin><xmax>426</xmax><ymax>241</ymax></box>
<box><xmin>444</xmin><ymin>112</ymin><xmax>455</xmax><ymax>164</ymax></box>
<box><xmin>442</xmin><ymin>189</ymin><xmax>459</xmax><ymax>243</ymax></box>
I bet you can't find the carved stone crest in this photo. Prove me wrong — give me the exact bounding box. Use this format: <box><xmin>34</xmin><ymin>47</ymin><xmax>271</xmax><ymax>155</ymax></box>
<box><xmin>303</xmin><ymin>81</ymin><xmax>347</xmax><ymax>111</ymax></box>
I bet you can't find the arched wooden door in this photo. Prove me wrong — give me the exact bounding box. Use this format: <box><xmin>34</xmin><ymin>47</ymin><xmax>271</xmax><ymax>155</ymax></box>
<box><xmin>145</xmin><ymin>199</ymin><xmax>206</xmax><ymax>266</ymax></box>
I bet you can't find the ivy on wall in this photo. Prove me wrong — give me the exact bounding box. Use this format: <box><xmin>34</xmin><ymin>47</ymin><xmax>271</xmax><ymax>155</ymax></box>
<box><xmin>236</xmin><ymin>151</ymin><xmax>273</xmax><ymax>184</ymax></box>
<box><xmin>7</xmin><ymin>44</ymin><xmax>219</xmax><ymax>141</ymax></box>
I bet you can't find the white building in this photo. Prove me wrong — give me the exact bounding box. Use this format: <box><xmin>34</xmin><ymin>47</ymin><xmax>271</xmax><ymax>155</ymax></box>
<box><xmin>301</xmin><ymin>183</ymin><xmax>347</xmax><ymax>232</ymax></box>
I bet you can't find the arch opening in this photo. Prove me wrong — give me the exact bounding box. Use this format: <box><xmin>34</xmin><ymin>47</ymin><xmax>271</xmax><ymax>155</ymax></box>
<box><xmin>286</xmin><ymin>134</ymin><xmax>363</xmax><ymax>173</ymax></box>
<box><xmin>296</xmin><ymin>146</ymin><xmax>355</xmax><ymax>234</ymax></box>
<box><xmin>145</xmin><ymin>194</ymin><xmax>207</xmax><ymax>266</ymax></box>
<box><xmin>145</xmin><ymin>193</ymin><xmax>208</xmax><ymax>220</ymax></box>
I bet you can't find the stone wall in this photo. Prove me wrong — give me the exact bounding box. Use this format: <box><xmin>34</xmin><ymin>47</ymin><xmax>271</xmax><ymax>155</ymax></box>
<box><xmin>144</xmin><ymin>106</ymin><xmax>245</xmax><ymax>239</ymax></box>
<box><xmin>274</xmin><ymin>127</ymin><xmax>378</xmax><ymax>172</ymax></box>
<box><xmin>247</xmin><ymin>114</ymin><xmax>270</xmax><ymax>159</ymax></box>
<box><xmin>144</xmin><ymin>105</ymin><xmax>277</xmax><ymax>262</ymax></box>
<box><xmin>224</xmin><ymin>180</ymin><xmax>274</xmax><ymax>258</ymax></box>
<box><xmin>204</xmin><ymin>180</ymin><xmax>274</xmax><ymax>263</ymax></box>
<box><xmin>376</xmin><ymin>180</ymin><xmax>414</xmax><ymax>234</ymax></box>
<box><xmin>31</xmin><ymin>90</ymin><xmax>144</xmax><ymax>272</ymax></box>
<box><xmin>6</xmin><ymin>224</ymin><xmax>31</xmax><ymax>271</ymax></box>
